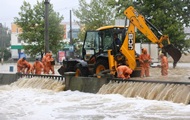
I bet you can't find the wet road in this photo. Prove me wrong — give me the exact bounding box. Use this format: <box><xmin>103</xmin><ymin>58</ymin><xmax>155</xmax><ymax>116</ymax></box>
<box><xmin>0</xmin><ymin>62</ymin><xmax>61</xmax><ymax>75</ymax></box>
<box><xmin>1</xmin><ymin>62</ymin><xmax>190</xmax><ymax>82</ymax></box>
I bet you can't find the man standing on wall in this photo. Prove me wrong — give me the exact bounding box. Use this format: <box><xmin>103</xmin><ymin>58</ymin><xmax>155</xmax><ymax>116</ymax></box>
<box><xmin>33</xmin><ymin>58</ymin><xmax>44</xmax><ymax>75</ymax></box>
<box><xmin>139</xmin><ymin>48</ymin><xmax>152</xmax><ymax>77</ymax></box>
<box><xmin>160</xmin><ymin>53</ymin><xmax>169</xmax><ymax>76</ymax></box>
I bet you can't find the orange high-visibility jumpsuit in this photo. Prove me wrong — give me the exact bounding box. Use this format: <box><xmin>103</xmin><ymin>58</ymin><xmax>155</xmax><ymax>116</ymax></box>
<box><xmin>117</xmin><ymin>65</ymin><xmax>133</xmax><ymax>79</ymax></box>
<box><xmin>17</xmin><ymin>58</ymin><xmax>28</xmax><ymax>73</ymax></box>
<box><xmin>161</xmin><ymin>54</ymin><xmax>168</xmax><ymax>76</ymax></box>
<box><xmin>45</xmin><ymin>53</ymin><xmax>55</xmax><ymax>74</ymax></box>
<box><xmin>139</xmin><ymin>48</ymin><xmax>151</xmax><ymax>77</ymax></box>
<box><xmin>42</xmin><ymin>53</ymin><xmax>49</xmax><ymax>74</ymax></box>
<box><xmin>33</xmin><ymin>60</ymin><xmax>44</xmax><ymax>75</ymax></box>
<box><xmin>25</xmin><ymin>62</ymin><xmax>33</xmax><ymax>74</ymax></box>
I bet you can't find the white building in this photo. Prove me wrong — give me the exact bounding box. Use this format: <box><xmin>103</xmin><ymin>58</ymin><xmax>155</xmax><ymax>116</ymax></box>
<box><xmin>10</xmin><ymin>24</ymin><xmax>26</xmax><ymax>60</ymax></box>
<box><xmin>61</xmin><ymin>22</ymin><xmax>80</xmax><ymax>42</ymax></box>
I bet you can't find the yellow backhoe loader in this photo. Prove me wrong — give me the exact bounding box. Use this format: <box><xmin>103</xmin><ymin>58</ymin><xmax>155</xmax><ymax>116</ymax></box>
<box><xmin>58</xmin><ymin>6</ymin><xmax>181</xmax><ymax>78</ymax></box>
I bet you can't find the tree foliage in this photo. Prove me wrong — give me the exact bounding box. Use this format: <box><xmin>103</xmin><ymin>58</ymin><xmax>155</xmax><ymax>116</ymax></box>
<box><xmin>14</xmin><ymin>0</ymin><xmax>64</xmax><ymax>58</ymax></box>
<box><xmin>73</xmin><ymin>0</ymin><xmax>116</xmax><ymax>40</ymax></box>
<box><xmin>0</xmin><ymin>23</ymin><xmax>11</xmax><ymax>60</ymax></box>
<box><xmin>108</xmin><ymin>0</ymin><xmax>190</xmax><ymax>53</ymax></box>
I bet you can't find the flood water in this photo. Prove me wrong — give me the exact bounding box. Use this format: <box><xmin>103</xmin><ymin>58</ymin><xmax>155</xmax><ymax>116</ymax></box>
<box><xmin>0</xmin><ymin>77</ymin><xmax>190</xmax><ymax>120</ymax></box>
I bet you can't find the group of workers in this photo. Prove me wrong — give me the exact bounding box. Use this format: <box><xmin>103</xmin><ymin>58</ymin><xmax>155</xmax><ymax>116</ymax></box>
<box><xmin>116</xmin><ymin>47</ymin><xmax>169</xmax><ymax>79</ymax></box>
<box><xmin>17</xmin><ymin>52</ymin><xmax>55</xmax><ymax>75</ymax></box>
<box><xmin>113</xmin><ymin>33</ymin><xmax>168</xmax><ymax>79</ymax></box>
<box><xmin>139</xmin><ymin>48</ymin><xmax>169</xmax><ymax>77</ymax></box>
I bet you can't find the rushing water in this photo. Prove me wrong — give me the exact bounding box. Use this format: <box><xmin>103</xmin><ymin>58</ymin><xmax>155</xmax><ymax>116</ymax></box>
<box><xmin>0</xmin><ymin>77</ymin><xmax>190</xmax><ymax>120</ymax></box>
<box><xmin>98</xmin><ymin>81</ymin><xmax>190</xmax><ymax>105</ymax></box>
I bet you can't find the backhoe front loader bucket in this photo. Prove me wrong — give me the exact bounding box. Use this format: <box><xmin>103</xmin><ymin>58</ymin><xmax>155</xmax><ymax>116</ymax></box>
<box><xmin>162</xmin><ymin>44</ymin><xmax>182</xmax><ymax>68</ymax></box>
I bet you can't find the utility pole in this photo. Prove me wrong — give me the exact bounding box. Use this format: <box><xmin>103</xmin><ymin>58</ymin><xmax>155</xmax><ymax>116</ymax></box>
<box><xmin>69</xmin><ymin>10</ymin><xmax>74</xmax><ymax>58</ymax></box>
<box><xmin>44</xmin><ymin>0</ymin><xmax>50</xmax><ymax>54</ymax></box>
<box><xmin>70</xmin><ymin>10</ymin><xmax>73</xmax><ymax>45</ymax></box>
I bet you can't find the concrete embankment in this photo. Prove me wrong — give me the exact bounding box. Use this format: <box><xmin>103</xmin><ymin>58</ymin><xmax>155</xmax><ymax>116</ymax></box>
<box><xmin>0</xmin><ymin>73</ymin><xmax>20</xmax><ymax>85</ymax></box>
<box><xmin>0</xmin><ymin>72</ymin><xmax>108</xmax><ymax>93</ymax></box>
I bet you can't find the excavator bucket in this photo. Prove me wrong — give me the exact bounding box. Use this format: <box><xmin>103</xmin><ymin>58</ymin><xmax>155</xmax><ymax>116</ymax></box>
<box><xmin>162</xmin><ymin>44</ymin><xmax>182</xmax><ymax>68</ymax></box>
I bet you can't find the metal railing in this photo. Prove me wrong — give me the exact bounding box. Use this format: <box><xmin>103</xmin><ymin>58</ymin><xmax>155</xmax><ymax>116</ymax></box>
<box><xmin>17</xmin><ymin>73</ymin><xmax>65</xmax><ymax>81</ymax></box>
<box><xmin>107</xmin><ymin>77</ymin><xmax>190</xmax><ymax>85</ymax></box>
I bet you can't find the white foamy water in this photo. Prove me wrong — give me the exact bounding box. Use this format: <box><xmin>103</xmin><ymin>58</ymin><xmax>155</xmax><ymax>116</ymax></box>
<box><xmin>0</xmin><ymin>83</ymin><xmax>190</xmax><ymax>120</ymax></box>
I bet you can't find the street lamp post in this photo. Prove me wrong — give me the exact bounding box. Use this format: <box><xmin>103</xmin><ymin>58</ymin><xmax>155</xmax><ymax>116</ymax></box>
<box><xmin>44</xmin><ymin>0</ymin><xmax>50</xmax><ymax>54</ymax></box>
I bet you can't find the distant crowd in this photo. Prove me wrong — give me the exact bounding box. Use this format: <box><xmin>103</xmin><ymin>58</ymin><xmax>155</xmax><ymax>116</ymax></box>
<box><xmin>17</xmin><ymin>52</ymin><xmax>55</xmax><ymax>75</ymax></box>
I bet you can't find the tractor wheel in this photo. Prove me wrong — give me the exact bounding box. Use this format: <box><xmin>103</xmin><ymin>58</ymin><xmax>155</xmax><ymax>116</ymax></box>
<box><xmin>94</xmin><ymin>59</ymin><xmax>109</xmax><ymax>78</ymax></box>
<box><xmin>75</xmin><ymin>64</ymin><xmax>89</xmax><ymax>77</ymax></box>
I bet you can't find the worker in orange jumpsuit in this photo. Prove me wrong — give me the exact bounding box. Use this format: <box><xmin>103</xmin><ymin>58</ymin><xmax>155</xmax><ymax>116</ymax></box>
<box><xmin>33</xmin><ymin>58</ymin><xmax>44</xmax><ymax>75</ymax></box>
<box><xmin>139</xmin><ymin>48</ymin><xmax>151</xmax><ymax>77</ymax></box>
<box><xmin>42</xmin><ymin>52</ymin><xmax>49</xmax><ymax>74</ymax></box>
<box><xmin>160</xmin><ymin>53</ymin><xmax>169</xmax><ymax>76</ymax></box>
<box><xmin>116</xmin><ymin>64</ymin><xmax>133</xmax><ymax>79</ymax></box>
<box><xmin>46</xmin><ymin>53</ymin><xmax>55</xmax><ymax>74</ymax></box>
<box><xmin>24</xmin><ymin>62</ymin><xmax>33</xmax><ymax>74</ymax></box>
<box><xmin>17</xmin><ymin>57</ymin><xmax>28</xmax><ymax>73</ymax></box>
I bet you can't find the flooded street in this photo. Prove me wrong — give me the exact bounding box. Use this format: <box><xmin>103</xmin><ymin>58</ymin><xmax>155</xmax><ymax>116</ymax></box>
<box><xmin>0</xmin><ymin>0</ymin><xmax>190</xmax><ymax>119</ymax></box>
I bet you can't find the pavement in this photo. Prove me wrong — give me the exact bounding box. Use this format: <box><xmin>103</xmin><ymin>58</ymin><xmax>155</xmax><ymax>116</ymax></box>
<box><xmin>0</xmin><ymin>62</ymin><xmax>61</xmax><ymax>75</ymax></box>
<box><xmin>1</xmin><ymin>62</ymin><xmax>190</xmax><ymax>82</ymax></box>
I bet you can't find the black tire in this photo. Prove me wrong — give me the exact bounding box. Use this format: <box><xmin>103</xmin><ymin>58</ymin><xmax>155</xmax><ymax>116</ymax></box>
<box><xmin>94</xmin><ymin>59</ymin><xmax>109</xmax><ymax>77</ymax></box>
<box><xmin>75</xmin><ymin>64</ymin><xmax>89</xmax><ymax>77</ymax></box>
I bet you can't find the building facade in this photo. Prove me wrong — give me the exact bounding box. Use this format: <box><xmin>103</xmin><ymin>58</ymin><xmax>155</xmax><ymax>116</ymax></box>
<box><xmin>10</xmin><ymin>22</ymin><xmax>80</xmax><ymax>60</ymax></box>
<box><xmin>10</xmin><ymin>24</ymin><xmax>25</xmax><ymax>60</ymax></box>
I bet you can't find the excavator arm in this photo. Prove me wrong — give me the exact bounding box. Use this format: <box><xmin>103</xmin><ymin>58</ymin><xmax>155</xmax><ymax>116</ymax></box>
<box><xmin>124</xmin><ymin>6</ymin><xmax>168</xmax><ymax>48</ymax></box>
<box><xmin>119</xmin><ymin>6</ymin><xmax>181</xmax><ymax>70</ymax></box>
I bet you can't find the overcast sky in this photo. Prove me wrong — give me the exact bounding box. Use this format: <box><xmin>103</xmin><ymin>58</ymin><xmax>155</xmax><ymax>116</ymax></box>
<box><xmin>0</xmin><ymin>0</ymin><xmax>81</xmax><ymax>29</ymax></box>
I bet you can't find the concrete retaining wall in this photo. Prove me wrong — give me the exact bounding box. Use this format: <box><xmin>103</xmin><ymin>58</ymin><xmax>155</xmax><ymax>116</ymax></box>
<box><xmin>0</xmin><ymin>73</ymin><xmax>19</xmax><ymax>85</ymax></box>
<box><xmin>0</xmin><ymin>73</ymin><xmax>108</xmax><ymax>93</ymax></box>
<box><xmin>66</xmin><ymin>76</ymin><xmax>108</xmax><ymax>93</ymax></box>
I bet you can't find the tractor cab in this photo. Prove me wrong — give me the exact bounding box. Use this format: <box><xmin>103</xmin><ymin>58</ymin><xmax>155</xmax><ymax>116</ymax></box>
<box><xmin>82</xmin><ymin>26</ymin><xmax>125</xmax><ymax>64</ymax></box>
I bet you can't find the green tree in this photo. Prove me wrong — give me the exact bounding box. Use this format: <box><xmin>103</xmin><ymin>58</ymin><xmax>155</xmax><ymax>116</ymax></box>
<box><xmin>108</xmin><ymin>0</ymin><xmax>190</xmax><ymax>53</ymax></box>
<box><xmin>0</xmin><ymin>23</ymin><xmax>11</xmax><ymax>61</ymax></box>
<box><xmin>73</xmin><ymin>0</ymin><xmax>116</xmax><ymax>40</ymax></box>
<box><xmin>14</xmin><ymin>0</ymin><xmax>64</xmax><ymax>58</ymax></box>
